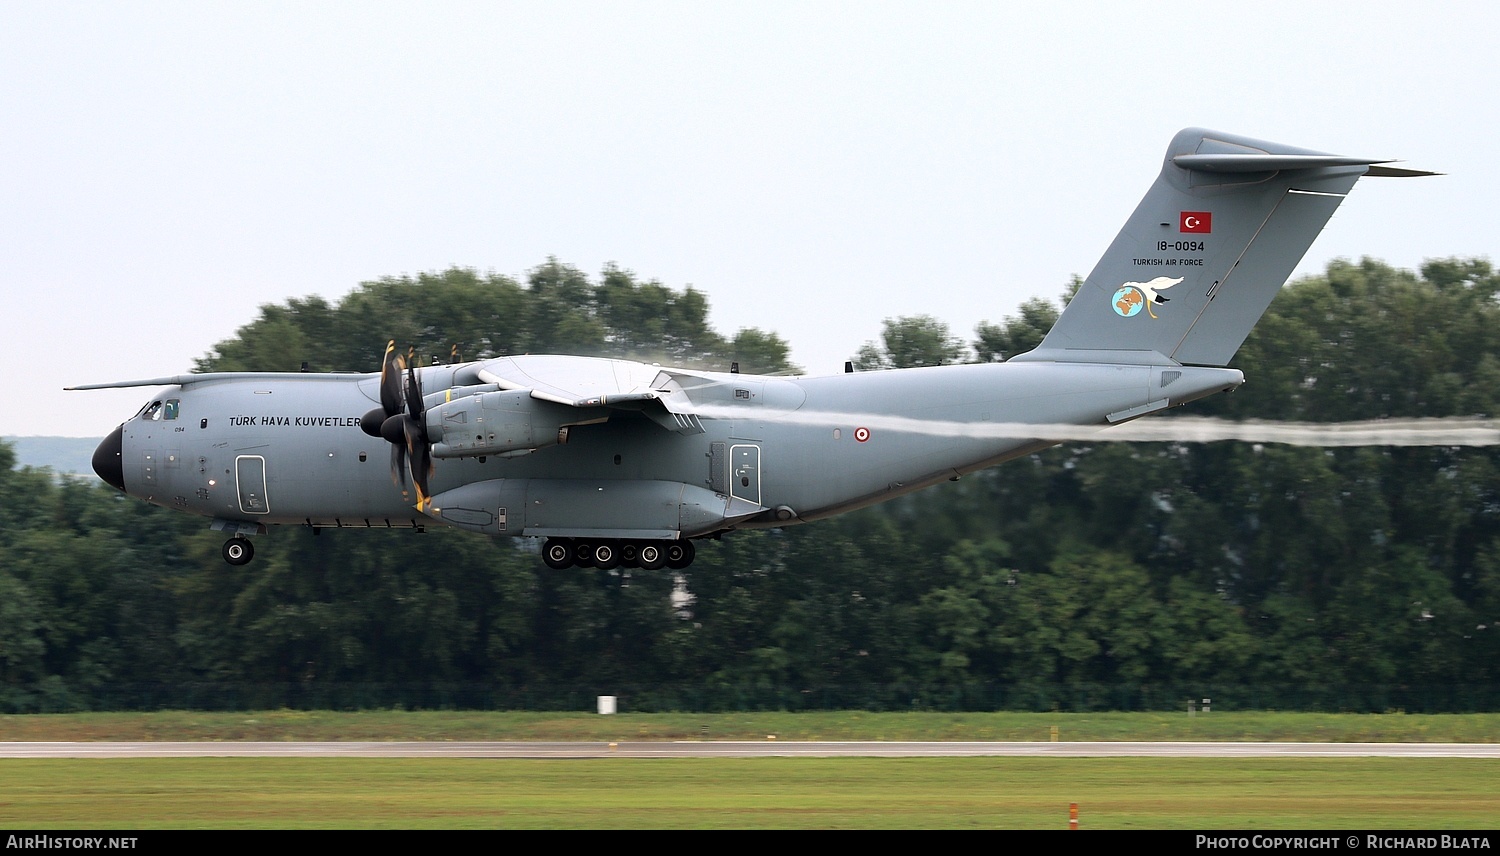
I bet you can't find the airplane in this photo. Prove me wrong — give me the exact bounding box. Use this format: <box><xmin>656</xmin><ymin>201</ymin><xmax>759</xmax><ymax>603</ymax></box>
<box><xmin>70</xmin><ymin>128</ymin><xmax>1432</xmax><ymax>571</ymax></box>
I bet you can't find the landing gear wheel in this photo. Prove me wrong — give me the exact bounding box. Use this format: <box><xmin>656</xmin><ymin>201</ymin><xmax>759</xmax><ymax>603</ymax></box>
<box><xmin>222</xmin><ymin>537</ymin><xmax>254</xmax><ymax>566</ymax></box>
<box><xmin>593</xmin><ymin>540</ymin><xmax>622</xmax><ymax>571</ymax></box>
<box><xmin>573</xmin><ymin>542</ymin><xmax>597</xmax><ymax>568</ymax></box>
<box><xmin>665</xmin><ymin>540</ymin><xmax>695</xmax><ymax>569</ymax></box>
<box><xmin>542</xmin><ymin>538</ymin><xmax>574</xmax><ymax>570</ymax></box>
<box><xmin>619</xmin><ymin>542</ymin><xmax>641</xmax><ymax>568</ymax></box>
<box><xmin>637</xmin><ymin>542</ymin><xmax>667</xmax><ymax>570</ymax></box>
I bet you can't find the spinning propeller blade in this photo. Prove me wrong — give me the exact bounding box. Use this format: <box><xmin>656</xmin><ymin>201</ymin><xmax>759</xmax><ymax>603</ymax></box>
<box><xmin>359</xmin><ymin>340</ymin><xmax>435</xmax><ymax>508</ymax></box>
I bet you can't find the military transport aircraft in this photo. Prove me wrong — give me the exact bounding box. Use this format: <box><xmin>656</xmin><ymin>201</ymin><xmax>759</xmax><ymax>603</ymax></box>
<box><xmin>71</xmin><ymin>128</ymin><xmax>1431</xmax><ymax>570</ymax></box>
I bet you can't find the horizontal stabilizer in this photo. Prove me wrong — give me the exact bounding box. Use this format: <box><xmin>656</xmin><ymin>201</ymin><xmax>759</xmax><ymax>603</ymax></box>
<box><xmin>1174</xmin><ymin>153</ymin><xmax>1396</xmax><ymax>173</ymax></box>
<box><xmin>1365</xmin><ymin>164</ymin><xmax>1442</xmax><ymax>178</ymax></box>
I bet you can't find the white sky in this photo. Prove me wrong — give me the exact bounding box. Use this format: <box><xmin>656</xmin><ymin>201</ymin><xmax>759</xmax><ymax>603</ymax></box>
<box><xmin>3</xmin><ymin>1</ymin><xmax>1490</xmax><ymax>439</ymax></box>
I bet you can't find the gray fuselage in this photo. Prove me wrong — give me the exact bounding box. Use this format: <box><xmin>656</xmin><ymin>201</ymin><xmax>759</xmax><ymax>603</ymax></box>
<box><xmin>105</xmin><ymin>358</ymin><xmax>1241</xmax><ymax>538</ymax></box>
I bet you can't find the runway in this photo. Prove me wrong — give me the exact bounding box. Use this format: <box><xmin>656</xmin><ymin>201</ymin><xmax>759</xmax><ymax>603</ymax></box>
<box><xmin>2</xmin><ymin>741</ymin><xmax>1497</xmax><ymax>758</ymax></box>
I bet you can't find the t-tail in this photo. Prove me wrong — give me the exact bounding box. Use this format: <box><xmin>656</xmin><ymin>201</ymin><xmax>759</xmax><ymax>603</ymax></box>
<box><xmin>1015</xmin><ymin>128</ymin><xmax>1433</xmax><ymax>367</ymax></box>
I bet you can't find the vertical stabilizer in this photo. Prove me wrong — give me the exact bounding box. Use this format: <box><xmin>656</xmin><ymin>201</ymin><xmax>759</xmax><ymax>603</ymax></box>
<box><xmin>1016</xmin><ymin>128</ymin><xmax>1411</xmax><ymax>367</ymax></box>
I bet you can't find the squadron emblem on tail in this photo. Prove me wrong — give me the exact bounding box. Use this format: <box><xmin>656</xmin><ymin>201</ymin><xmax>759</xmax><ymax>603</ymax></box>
<box><xmin>1112</xmin><ymin>276</ymin><xmax>1184</xmax><ymax>319</ymax></box>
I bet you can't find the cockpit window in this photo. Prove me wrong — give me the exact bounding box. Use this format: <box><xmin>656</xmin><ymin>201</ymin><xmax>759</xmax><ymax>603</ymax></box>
<box><xmin>164</xmin><ymin>399</ymin><xmax>180</xmax><ymax>420</ymax></box>
<box><xmin>140</xmin><ymin>400</ymin><xmax>163</xmax><ymax>421</ymax></box>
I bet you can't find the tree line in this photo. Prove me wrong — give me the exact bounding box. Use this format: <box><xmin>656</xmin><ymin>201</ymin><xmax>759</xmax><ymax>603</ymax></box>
<box><xmin>2</xmin><ymin>257</ymin><xmax>1497</xmax><ymax>712</ymax></box>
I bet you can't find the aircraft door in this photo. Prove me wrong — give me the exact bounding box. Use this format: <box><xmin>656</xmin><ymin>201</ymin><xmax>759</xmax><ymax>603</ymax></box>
<box><xmin>730</xmin><ymin>444</ymin><xmax>761</xmax><ymax>506</ymax></box>
<box><xmin>235</xmin><ymin>455</ymin><xmax>270</xmax><ymax>515</ymax></box>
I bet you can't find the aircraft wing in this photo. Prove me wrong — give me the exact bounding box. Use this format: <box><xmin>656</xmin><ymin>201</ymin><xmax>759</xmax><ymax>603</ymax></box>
<box><xmin>65</xmin><ymin>372</ymin><xmax>366</xmax><ymax>390</ymax></box>
<box><xmin>476</xmin><ymin>355</ymin><xmax>707</xmax><ymax>434</ymax></box>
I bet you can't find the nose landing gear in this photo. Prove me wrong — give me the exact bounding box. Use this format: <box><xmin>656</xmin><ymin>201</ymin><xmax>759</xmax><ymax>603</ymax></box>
<box><xmin>222</xmin><ymin>536</ymin><xmax>255</xmax><ymax>566</ymax></box>
<box><xmin>210</xmin><ymin>519</ymin><xmax>266</xmax><ymax>567</ymax></box>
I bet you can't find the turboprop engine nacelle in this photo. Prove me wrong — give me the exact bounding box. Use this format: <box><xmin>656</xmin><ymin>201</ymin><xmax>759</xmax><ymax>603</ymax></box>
<box><xmin>426</xmin><ymin>389</ymin><xmax>588</xmax><ymax>459</ymax></box>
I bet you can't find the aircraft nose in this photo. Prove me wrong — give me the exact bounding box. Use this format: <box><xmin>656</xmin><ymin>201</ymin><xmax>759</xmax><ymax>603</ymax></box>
<box><xmin>92</xmin><ymin>424</ymin><xmax>126</xmax><ymax>492</ymax></box>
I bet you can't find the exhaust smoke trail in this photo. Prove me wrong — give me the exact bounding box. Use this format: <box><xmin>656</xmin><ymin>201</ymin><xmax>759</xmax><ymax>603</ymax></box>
<box><xmin>692</xmin><ymin>405</ymin><xmax>1500</xmax><ymax>447</ymax></box>
<box><xmin>1075</xmin><ymin>416</ymin><xmax>1500</xmax><ymax>447</ymax></box>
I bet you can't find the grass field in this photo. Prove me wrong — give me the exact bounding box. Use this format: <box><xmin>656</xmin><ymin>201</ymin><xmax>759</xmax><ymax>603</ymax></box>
<box><xmin>0</xmin><ymin>712</ymin><xmax>1496</xmax><ymax>829</ymax></box>
<box><xmin>0</xmin><ymin>757</ymin><xmax>1495</xmax><ymax>829</ymax></box>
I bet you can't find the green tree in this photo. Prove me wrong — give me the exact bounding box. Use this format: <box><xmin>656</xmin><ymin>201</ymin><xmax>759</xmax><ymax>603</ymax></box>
<box><xmin>522</xmin><ymin>259</ymin><xmax>607</xmax><ymax>356</ymax></box>
<box><xmin>196</xmin><ymin>260</ymin><xmax>755</xmax><ymax>374</ymax></box>
<box><xmin>853</xmin><ymin>315</ymin><xmax>966</xmax><ymax>370</ymax></box>
<box><xmin>594</xmin><ymin>264</ymin><xmax>725</xmax><ymax>365</ymax></box>
<box><xmin>726</xmin><ymin>327</ymin><xmax>799</xmax><ymax>375</ymax></box>
<box><xmin>974</xmin><ymin>295</ymin><xmax>1061</xmax><ymax>362</ymax></box>
<box><xmin>16</xmin><ymin>257</ymin><xmax>1500</xmax><ymax>710</ymax></box>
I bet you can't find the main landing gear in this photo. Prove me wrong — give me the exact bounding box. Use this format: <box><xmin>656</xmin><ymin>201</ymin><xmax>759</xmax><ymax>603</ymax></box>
<box><xmin>222</xmin><ymin>536</ymin><xmax>255</xmax><ymax>566</ymax></box>
<box><xmin>542</xmin><ymin>537</ymin><xmax>695</xmax><ymax>570</ymax></box>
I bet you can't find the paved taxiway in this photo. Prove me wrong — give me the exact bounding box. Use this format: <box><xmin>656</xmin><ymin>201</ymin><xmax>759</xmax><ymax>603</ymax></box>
<box><xmin>2</xmin><ymin>742</ymin><xmax>1497</xmax><ymax>759</ymax></box>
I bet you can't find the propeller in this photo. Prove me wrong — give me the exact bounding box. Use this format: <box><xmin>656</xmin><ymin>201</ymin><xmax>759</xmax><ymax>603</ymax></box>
<box><xmin>359</xmin><ymin>341</ymin><xmax>403</xmax><ymax>437</ymax></box>
<box><xmin>360</xmin><ymin>340</ymin><xmax>434</xmax><ymax>509</ymax></box>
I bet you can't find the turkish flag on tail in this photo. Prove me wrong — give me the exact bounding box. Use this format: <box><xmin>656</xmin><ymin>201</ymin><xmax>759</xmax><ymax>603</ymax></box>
<box><xmin>1180</xmin><ymin>211</ymin><xmax>1212</xmax><ymax>233</ymax></box>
